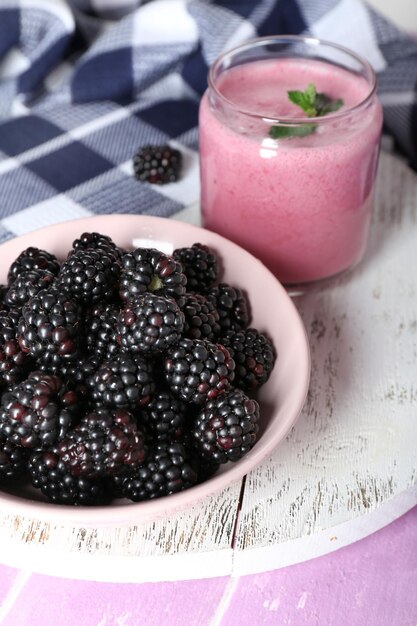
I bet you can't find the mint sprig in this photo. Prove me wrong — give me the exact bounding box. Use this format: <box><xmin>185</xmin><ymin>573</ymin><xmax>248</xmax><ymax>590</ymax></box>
<box><xmin>269</xmin><ymin>83</ymin><xmax>344</xmax><ymax>140</ymax></box>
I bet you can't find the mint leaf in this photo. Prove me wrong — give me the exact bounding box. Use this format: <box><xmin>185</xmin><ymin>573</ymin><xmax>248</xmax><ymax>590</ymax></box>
<box><xmin>288</xmin><ymin>83</ymin><xmax>317</xmax><ymax>117</ymax></box>
<box><xmin>315</xmin><ymin>93</ymin><xmax>344</xmax><ymax>116</ymax></box>
<box><xmin>269</xmin><ymin>123</ymin><xmax>317</xmax><ymax>139</ymax></box>
<box><xmin>268</xmin><ymin>83</ymin><xmax>344</xmax><ymax>140</ymax></box>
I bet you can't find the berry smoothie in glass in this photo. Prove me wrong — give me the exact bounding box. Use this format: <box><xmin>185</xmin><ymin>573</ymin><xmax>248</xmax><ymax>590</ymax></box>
<box><xmin>199</xmin><ymin>36</ymin><xmax>383</xmax><ymax>287</ymax></box>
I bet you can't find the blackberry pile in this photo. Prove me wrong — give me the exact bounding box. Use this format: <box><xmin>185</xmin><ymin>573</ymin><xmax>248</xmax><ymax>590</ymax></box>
<box><xmin>0</xmin><ymin>231</ymin><xmax>276</xmax><ymax>506</ymax></box>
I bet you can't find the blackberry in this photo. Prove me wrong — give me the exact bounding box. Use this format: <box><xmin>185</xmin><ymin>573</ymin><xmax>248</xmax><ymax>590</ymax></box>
<box><xmin>58</xmin><ymin>355</ymin><xmax>101</xmax><ymax>403</ymax></box>
<box><xmin>117</xmin><ymin>293</ymin><xmax>184</xmax><ymax>355</ymax></box>
<box><xmin>163</xmin><ymin>337</ymin><xmax>235</xmax><ymax>405</ymax></box>
<box><xmin>207</xmin><ymin>283</ymin><xmax>250</xmax><ymax>333</ymax></box>
<box><xmin>0</xmin><ymin>311</ymin><xmax>30</xmax><ymax>387</ymax></box>
<box><xmin>116</xmin><ymin>441</ymin><xmax>197</xmax><ymax>502</ymax></box>
<box><xmin>85</xmin><ymin>302</ymin><xmax>121</xmax><ymax>361</ymax></box>
<box><xmin>119</xmin><ymin>247</ymin><xmax>187</xmax><ymax>305</ymax></box>
<box><xmin>140</xmin><ymin>389</ymin><xmax>189</xmax><ymax>441</ymax></box>
<box><xmin>29</xmin><ymin>448</ymin><xmax>106</xmax><ymax>505</ymax></box>
<box><xmin>58</xmin><ymin>407</ymin><xmax>147</xmax><ymax>478</ymax></box>
<box><xmin>7</xmin><ymin>247</ymin><xmax>60</xmax><ymax>285</ymax></box>
<box><xmin>220</xmin><ymin>328</ymin><xmax>276</xmax><ymax>391</ymax></box>
<box><xmin>192</xmin><ymin>388</ymin><xmax>260</xmax><ymax>463</ymax></box>
<box><xmin>57</xmin><ymin>248</ymin><xmax>120</xmax><ymax>305</ymax></box>
<box><xmin>5</xmin><ymin>269</ymin><xmax>55</xmax><ymax>308</ymax></box>
<box><xmin>182</xmin><ymin>292</ymin><xmax>221</xmax><ymax>341</ymax></box>
<box><xmin>133</xmin><ymin>144</ymin><xmax>182</xmax><ymax>185</ymax></box>
<box><xmin>18</xmin><ymin>286</ymin><xmax>82</xmax><ymax>370</ymax></box>
<box><xmin>0</xmin><ymin>437</ymin><xmax>30</xmax><ymax>480</ymax></box>
<box><xmin>91</xmin><ymin>352</ymin><xmax>155</xmax><ymax>409</ymax></box>
<box><xmin>70</xmin><ymin>231</ymin><xmax>122</xmax><ymax>260</ymax></box>
<box><xmin>173</xmin><ymin>243</ymin><xmax>218</xmax><ymax>293</ymax></box>
<box><xmin>0</xmin><ymin>285</ymin><xmax>9</xmax><ymax>312</ymax></box>
<box><xmin>0</xmin><ymin>371</ymin><xmax>81</xmax><ymax>449</ymax></box>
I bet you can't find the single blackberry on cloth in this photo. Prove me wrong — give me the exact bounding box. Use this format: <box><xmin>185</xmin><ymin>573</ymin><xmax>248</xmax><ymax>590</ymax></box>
<box><xmin>58</xmin><ymin>407</ymin><xmax>147</xmax><ymax>478</ymax></box>
<box><xmin>0</xmin><ymin>436</ymin><xmax>30</xmax><ymax>480</ymax></box>
<box><xmin>117</xmin><ymin>293</ymin><xmax>184</xmax><ymax>355</ymax></box>
<box><xmin>140</xmin><ymin>388</ymin><xmax>189</xmax><ymax>441</ymax></box>
<box><xmin>181</xmin><ymin>292</ymin><xmax>221</xmax><ymax>341</ymax></box>
<box><xmin>0</xmin><ymin>371</ymin><xmax>81</xmax><ymax>449</ymax></box>
<box><xmin>173</xmin><ymin>243</ymin><xmax>218</xmax><ymax>293</ymax></box>
<box><xmin>91</xmin><ymin>352</ymin><xmax>156</xmax><ymax>409</ymax></box>
<box><xmin>7</xmin><ymin>247</ymin><xmax>60</xmax><ymax>285</ymax></box>
<box><xmin>17</xmin><ymin>285</ymin><xmax>82</xmax><ymax>370</ymax></box>
<box><xmin>57</xmin><ymin>247</ymin><xmax>120</xmax><ymax>305</ymax></box>
<box><xmin>29</xmin><ymin>448</ymin><xmax>107</xmax><ymax>505</ymax></box>
<box><xmin>85</xmin><ymin>302</ymin><xmax>121</xmax><ymax>361</ymax></box>
<box><xmin>192</xmin><ymin>388</ymin><xmax>260</xmax><ymax>463</ymax></box>
<box><xmin>133</xmin><ymin>144</ymin><xmax>182</xmax><ymax>185</ymax></box>
<box><xmin>220</xmin><ymin>328</ymin><xmax>276</xmax><ymax>391</ymax></box>
<box><xmin>163</xmin><ymin>337</ymin><xmax>235</xmax><ymax>405</ymax></box>
<box><xmin>119</xmin><ymin>247</ymin><xmax>187</xmax><ymax>305</ymax></box>
<box><xmin>207</xmin><ymin>283</ymin><xmax>250</xmax><ymax>333</ymax></box>
<box><xmin>5</xmin><ymin>268</ymin><xmax>55</xmax><ymax>308</ymax></box>
<box><xmin>114</xmin><ymin>441</ymin><xmax>197</xmax><ymax>502</ymax></box>
<box><xmin>0</xmin><ymin>311</ymin><xmax>30</xmax><ymax>387</ymax></box>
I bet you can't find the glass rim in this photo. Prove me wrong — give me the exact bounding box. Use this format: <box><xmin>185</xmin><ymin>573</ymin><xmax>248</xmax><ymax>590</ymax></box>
<box><xmin>207</xmin><ymin>35</ymin><xmax>378</xmax><ymax>124</ymax></box>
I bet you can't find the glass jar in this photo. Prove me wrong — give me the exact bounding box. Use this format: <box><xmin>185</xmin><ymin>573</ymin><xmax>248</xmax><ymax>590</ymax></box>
<box><xmin>199</xmin><ymin>36</ymin><xmax>383</xmax><ymax>287</ymax></box>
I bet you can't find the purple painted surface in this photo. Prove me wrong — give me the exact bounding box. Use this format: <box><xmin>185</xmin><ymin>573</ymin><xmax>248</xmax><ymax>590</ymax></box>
<box><xmin>1</xmin><ymin>507</ymin><xmax>417</xmax><ymax>625</ymax></box>
<box><xmin>225</xmin><ymin>506</ymin><xmax>417</xmax><ymax>626</ymax></box>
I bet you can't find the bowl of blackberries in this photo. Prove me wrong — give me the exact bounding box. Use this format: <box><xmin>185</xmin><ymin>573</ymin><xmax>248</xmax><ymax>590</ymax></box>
<box><xmin>0</xmin><ymin>215</ymin><xmax>310</xmax><ymax>525</ymax></box>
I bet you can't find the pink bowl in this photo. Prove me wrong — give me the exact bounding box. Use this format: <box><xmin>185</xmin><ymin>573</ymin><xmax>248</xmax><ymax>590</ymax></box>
<box><xmin>0</xmin><ymin>215</ymin><xmax>310</xmax><ymax>526</ymax></box>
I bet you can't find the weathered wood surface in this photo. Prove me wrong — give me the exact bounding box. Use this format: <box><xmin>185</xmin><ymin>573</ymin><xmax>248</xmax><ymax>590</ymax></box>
<box><xmin>0</xmin><ymin>152</ymin><xmax>415</xmax><ymax>582</ymax></box>
<box><xmin>235</xmin><ymin>151</ymin><xmax>417</xmax><ymax>568</ymax></box>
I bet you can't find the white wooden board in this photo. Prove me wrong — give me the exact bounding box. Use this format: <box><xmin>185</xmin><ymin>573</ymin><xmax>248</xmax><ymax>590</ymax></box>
<box><xmin>0</xmin><ymin>152</ymin><xmax>416</xmax><ymax>582</ymax></box>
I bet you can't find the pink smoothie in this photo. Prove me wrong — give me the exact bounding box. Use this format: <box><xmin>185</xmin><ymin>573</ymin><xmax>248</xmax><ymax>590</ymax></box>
<box><xmin>199</xmin><ymin>58</ymin><xmax>383</xmax><ymax>284</ymax></box>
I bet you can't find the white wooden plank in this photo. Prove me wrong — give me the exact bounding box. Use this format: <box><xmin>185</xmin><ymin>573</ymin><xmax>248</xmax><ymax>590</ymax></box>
<box><xmin>235</xmin><ymin>152</ymin><xmax>417</xmax><ymax>559</ymax></box>
<box><xmin>0</xmin><ymin>483</ymin><xmax>241</xmax><ymax>581</ymax></box>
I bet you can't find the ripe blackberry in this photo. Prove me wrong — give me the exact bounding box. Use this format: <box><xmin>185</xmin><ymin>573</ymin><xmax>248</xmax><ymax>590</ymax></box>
<box><xmin>5</xmin><ymin>269</ymin><xmax>55</xmax><ymax>308</ymax></box>
<box><xmin>0</xmin><ymin>285</ymin><xmax>9</xmax><ymax>312</ymax></box>
<box><xmin>182</xmin><ymin>292</ymin><xmax>221</xmax><ymax>341</ymax></box>
<box><xmin>58</xmin><ymin>355</ymin><xmax>101</xmax><ymax>403</ymax></box>
<box><xmin>173</xmin><ymin>243</ymin><xmax>218</xmax><ymax>293</ymax></box>
<box><xmin>117</xmin><ymin>293</ymin><xmax>184</xmax><ymax>355</ymax></box>
<box><xmin>207</xmin><ymin>283</ymin><xmax>250</xmax><ymax>333</ymax></box>
<box><xmin>0</xmin><ymin>436</ymin><xmax>30</xmax><ymax>480</ymax></box>
<box><xmin>140</xmin><ymin>388</ymin><xmax>189</xmax><ymax>441</ymax></box>
<box><xmin>119</xmin><ymin>247</ymin><xmax>187</xmax><ymax>305</ymax></box>
<box><xmin>0</xmin><ymin>371</ymin><xmax>81</xmax><ymax>449</ymax></box>
<box><xmin>133</xmin><ymin>144</ymin><xmax>182</xmax><ymax>185</ymax></box>
<box><xmin>29</xmin><ymin>448</ymin><xmax>106</xmax><ymax>505</ymax></box>
<box><xmin>91</xmin><ymin>352</ymin><xmax>155</xmax><ymax>409</ymax></box>
<box><xmin>18</xmin><ymin>286</ymin><xmax>82</xmax><ymax>370</ymax></box>
<box><xmin>70</xmin><ymin>231</ymin><xmax>122</xmax><ymax>260</ymax></box>
<box><xmin>164</xmin><ymin>337</ymin><xmax>235</xmax><ymax>405</ymax></box>
<box><xmin>85</xmin><ymin>302</ymin><xmax>121</xmax><ymax>361</ymax></box>
<box><xmin>7</xmin><ymin>247</ymin><xmax>60</xmax><ymax>285</ymax></box>
<box><xmin>57</xmin><ymin>248</ymin><xmax>120</xmax><ymax>305</ymax></box>
<box><xmin>220</xmin><ymin>328</ymin><xmax>276</xmax><ymax>391</ymax></box>
<box><xmin>192</xmin><ymin>388</ymin><xmax>260</xmax><ymax>463</ymax></box>
<box><xmin>0</xmin><ymin>311</ymin><xmax>30</xmax><ymax>387</ymax></box>
<box><xmin>116</xmin><ymin>441</ymin><xmax>197</xmax><ymax>502</ymax></box>
<box><xmin>58</xmin><ymin>407</ymin><xmax>147</xmax><ymax>478</ymax></box>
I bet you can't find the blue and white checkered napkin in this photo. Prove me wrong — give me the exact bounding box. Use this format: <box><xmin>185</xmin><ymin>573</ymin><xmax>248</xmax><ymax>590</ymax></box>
<box><xmin>0</xmin><ymin>0</ymin><xmax>416</xmax><ymax>242</ymax></box>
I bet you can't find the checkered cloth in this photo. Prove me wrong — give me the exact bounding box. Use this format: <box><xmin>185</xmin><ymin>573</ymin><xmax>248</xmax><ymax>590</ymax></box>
<box><xmin>0</xmin><ymin>0</ymin><xmax>416</xmax><ymax>243</ymax></box>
